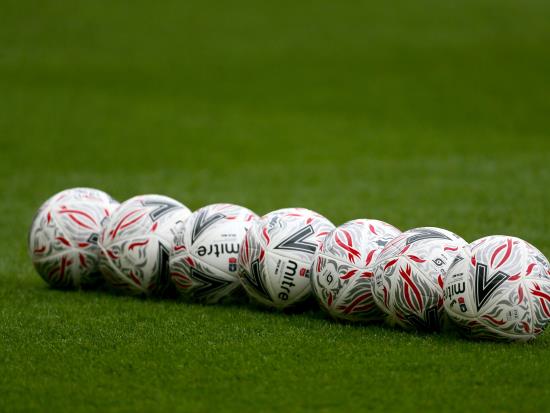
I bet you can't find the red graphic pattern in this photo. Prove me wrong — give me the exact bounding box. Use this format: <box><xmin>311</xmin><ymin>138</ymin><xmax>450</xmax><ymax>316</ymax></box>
<box><xmin>341</xmin><ymin>293</ymin><xmax>373</xmax><ymax>314</ymax></box>
<box><xmin>482</xmin><ymin>315</ymin><xmax>506</xmax><ymax>325</ymax></box>
<box><xmin>129</xmin><ymin>240</ymin><xmax>149</xmax><ymax>250</ymax></box>
<box><xmin>262</xmin><ymin>227</ymin><xmax>270</xmax><ymax>245</ymax></box>
<box><xmin>399</xmin><ymin>265</ymin><xmax>423</xmax><ymax>312</ymax></box>
<box><xmin>365</xmin><ymin>250</ymin><xmax>376</xmax><ymax>267</ymax></box>
<box><xmin>530</xmin><ymin>283</ymin><xmax>550</xmax><ymax>318</ymax></box>
<box><xmin>110</xmin><ymin>209</ymin><xmax>146</xmax><ymax>240</ymax></box>
<box><xmin>490</xmin><ymin>238</ymin><xmax>513</xmax><ymax>269</ymax></box>
<box><xmin>58</xmin><ymin>207</ymin><xmax>98</xmax><ymax>230</ymax></box>
<box><xmin>340</xmin><ymin>269</ymin><xmax>357</xmax><ymax>280</ymax></box>
<box><xmin>334</xmin><ymin>229</ymin><xmax>361</xmax><ymax>264</ymax></box>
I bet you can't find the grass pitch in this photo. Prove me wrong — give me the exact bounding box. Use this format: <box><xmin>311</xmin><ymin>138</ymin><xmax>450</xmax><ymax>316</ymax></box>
<box><xmin>1</xmin><ymin>0</ymin><xmax>550</xmax><ymax>411</ymax></box>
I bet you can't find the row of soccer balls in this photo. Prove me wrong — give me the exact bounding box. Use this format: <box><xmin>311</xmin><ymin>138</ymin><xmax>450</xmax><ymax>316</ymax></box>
<box><xmin>28</xmin><ymin>188</ymin><xmax>550</xmax><ymax>342</ymax></box>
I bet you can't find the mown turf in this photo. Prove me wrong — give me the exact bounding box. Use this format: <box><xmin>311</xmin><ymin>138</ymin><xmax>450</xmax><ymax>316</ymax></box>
<box><xmin>1</xmin><ymin>0</ymin><xmax>550</xmax><ymax>412</ymax></box>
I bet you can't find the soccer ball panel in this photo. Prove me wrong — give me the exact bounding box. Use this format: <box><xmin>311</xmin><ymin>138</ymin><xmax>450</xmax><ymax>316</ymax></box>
<box><xmin>263</xmin><ymin>209</ymin><xmax>333</xmax><ymax>263</ymax></box>
<box><xmin>100</xmin><ymin>235</ymin><xmax>170</xmax><ymax>295</ymax></box>
<box><xmin>170</xmin><ymin>254</ymin><xmax>241</xmax><ymax>303</ymax></box>
<box><xmin>373</xmin><ymin>256</ymin><xmax>444</xmax><ymax>330</ymax></box>
<box><xmin>103</xmin><ymin>194</ymin><xmax>190</xmax><ymax>242</ymax></box>
<box><xmin>99</xmin><ymin>194</ymin><xmax>190</xmax><ymax>296</ymax></box>
<box><xmin>238</xmin><ymin>208</ymin><xmax>335</xmax><ymax>309</ymax></box>
<box><xmin>311</xmin><ymin>219</ymin><xmax>401</xmax><ymax>322</ymax></box>
<box><xmin>264</xmin><ymin>251</ymin><xmax>312</xmax><ymax>308</ymax></box>
<box><xmin>443</xmin><ymin>250</ymin><xmax>477</xmax><ymax>320</ymax></box>
<box><xmin>28</xmin><ymin>188</ymin><xmax>119</xmax><ymax>288</ymax></box>
<box><xmin>372</xmin><ymin>226</ymin><xmax>467</xmax><ymax>331</ymax></box>
<box><xmin>443</xmin><ymin>235</ymin><xmax>550</xmax><ymax>341</ymax></box>
<box><xmin>170</xmin><ymin>203</ymin><xmax>258</xmax><ymax>303</ymax></box>
<box><xmin>238</xmin><ymin>220</ymin><xmax>273</xmax><ymax>305</ymax></box>
<box><xmin>313</xmin><ymin>253</ymin><xmax>379</xmax><ymax>321</ymax></box>
<box><xmin>32</xmin><ymin>251</ymin><xmax>97</xmax><ymax>289</ymax></box>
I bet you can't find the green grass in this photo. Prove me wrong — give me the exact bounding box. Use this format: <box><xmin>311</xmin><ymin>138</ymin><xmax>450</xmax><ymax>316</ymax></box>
<box><xmin>1</xmin><ymin>0</ymin><xmax>550</xmax><ymax>411</ymax></box>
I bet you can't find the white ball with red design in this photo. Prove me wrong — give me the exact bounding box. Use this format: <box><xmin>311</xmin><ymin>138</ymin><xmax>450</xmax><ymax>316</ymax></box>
<box><xmin>372</xmin><ymin>227</ymin><xmax>467</xmax><ymax>331</ymax></box>
<box><xmin>99</xmin><ymin>194</ymin><xmax>191</xmax><ymax>296</ymax></box>
<box><xmin>28</xmin><ymin>187</ymin><xmax>119</xmax><ymax>289</ymax></box>
<box><xmin>169</xmin><ymin>203</ymin><xmax>259</xmax><ymax>303</ymax></box>
<box><xmin>444</xmin><ymin>235</ymin><xmax>550</xmax><ymax>342</ymax></box>
<box><xmin>311</xmin><ymin>219</ymin><xmax>401</xmax><ymax>322</ymax></box>
<box><xmin>238</xmin><ymin>208</ymin><xmax>335</xmax><ymax>309</ymax></box>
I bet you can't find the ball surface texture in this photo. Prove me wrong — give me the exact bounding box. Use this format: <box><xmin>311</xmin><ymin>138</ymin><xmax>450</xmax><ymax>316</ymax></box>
<box><xmin>99</xmin><ymin>194</ymin><xmax>191</xmax><ymax>296</ymax></box>
<box><xmin>444</xmin><ymin>235</ymin><xmax>550</xmax><ymax>341</ymax></box>
<box><xmin>170</xmin><ymin>203</ymin><xmax>258</xmax><ymax>303</ymax></box>
<box><xmin>238</xmin><ymin>208</ymin><xmax>334</xmax><ymax>309</ymax></box>
<box><xmin>311</xmin><ymin>219</ymin><xmax>401</xmax><ymax>322</ymax></box>
<box><xmin>28</xmin><ymin>187</ymin><xmax>119</xmax><ymax>288</ymax></box>
<box><xmin>372</xmin><ymin>227</ymin><xmax>467</xmax><ymax>331</ymax></box>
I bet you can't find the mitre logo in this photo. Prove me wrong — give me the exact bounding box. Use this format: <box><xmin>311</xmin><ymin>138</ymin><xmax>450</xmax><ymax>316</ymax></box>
<box><xmin>196</xmin><ymin>243</ymin><xmax>239</xmax><ymax>257</ymax></box>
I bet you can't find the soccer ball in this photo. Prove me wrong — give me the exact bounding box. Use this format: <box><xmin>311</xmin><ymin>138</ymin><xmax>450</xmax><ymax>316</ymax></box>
<box><xmin>28</xmin><ymin>187</ymin><xmax>119</xmax><ymax>289</ymax></box>
<box><xmin>170</xmin><ymin>203</ymin><xmax>258</xmax><ymax>303</ymax></box>
<box><xmin>311</xmin><ymin>219</ymin><xmax>401</xmax><ymax>322</ymax></box>
<box><xmin>372</xmin><ymin>227</ymin><xmax>467</xmax><ymax>331</ymax></box>
<box><xmin>238</xmin><ymin>208</ymin><xmax>335</xmax><ymax>309</ymax></box>
<box><xmin>444</xmin><ymin>235</ymin><xmax>550</xmax><ymax>342</ymax></box>
<box><xmin>99</xmin><ymin>194</ymin><xmax>191</xmax><ymax>296</ymax></box>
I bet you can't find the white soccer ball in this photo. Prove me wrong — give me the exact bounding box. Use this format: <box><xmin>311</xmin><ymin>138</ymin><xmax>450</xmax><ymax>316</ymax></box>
<box><xmin>444</xmin><ymin>235</ymin><xmax>550</xmax><ymax>342</ymax></box>
<box><xmin>99</xmin><ymin>194</ymin><xmax>191</xmax><ymax>296</ymax></box>
<box><xmin>28</xmin><ymin>187</ymin><xmax>119</xmax><ymax>289</ymax></box>
<box><xmin>170</xmin><ymin>203</ymin><xmax>259</xmax><ymax>303</ymax></box>
<box><xmin>311</xmin><ymin>219</ymin><xmax>401</xmax><ymax>322</ymax></box>
<box><xmin>238</xmin><ymin>208</ymin><xmax>335</xmax><ymax>309</ymax></box>
<box><xmin>372</xmin><ymin>227</ymin><xmax>467</xmax><ymax>331</ymax></box>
